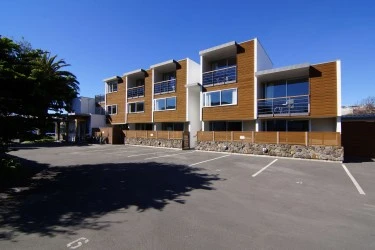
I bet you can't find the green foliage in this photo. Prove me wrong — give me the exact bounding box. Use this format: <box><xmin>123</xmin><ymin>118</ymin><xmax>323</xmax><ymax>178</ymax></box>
<box><xmin>0</xmin><ymin>35</ymin><xmax>80</xmax><ymax>143</ymax></box>
<box><xmin>0</xmin><ymin>157</ymin><xmax>23</xmax><ymax>183</ymax></box>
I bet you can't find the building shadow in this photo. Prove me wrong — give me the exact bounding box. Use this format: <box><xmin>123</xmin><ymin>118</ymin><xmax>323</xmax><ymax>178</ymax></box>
<box><xmin>0</xmin><ymin>159</ymin><xmax>221</xmax><ymax>240</ymax></box>
<box><xmin>343</xmin><ymin>156</ymin><xmax>375</xmax><ymax>163</ymax></box>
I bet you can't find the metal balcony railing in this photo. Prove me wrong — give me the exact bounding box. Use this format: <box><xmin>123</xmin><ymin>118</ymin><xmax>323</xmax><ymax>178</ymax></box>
<box><xmin>258</xmin><ymin>95</ymin><xmax>309</xmax><ymax>117</ymax></box>
<box><xmin>202</xmin><ymin>65</ymin><xmax>237</xmax><ymax>86</ymax></box>
<box><xmin>154</xmin><ymin>79</ymin><xmax>176</xmax><ymax>95</ymax></box>
<box><xmin>127</xmin><ymin>86</ymin><xmax>145</xmax><ymax>99</ymax></box>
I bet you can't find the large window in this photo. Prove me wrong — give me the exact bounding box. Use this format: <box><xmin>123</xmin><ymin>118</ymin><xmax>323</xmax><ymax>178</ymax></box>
<box><xmin>263</xmin><ymin>120</ymin><xmax>309</xmax><ymax>131</ymax></box>
<box><xmin>154</xmin><ymin>97</ymin><xmax>176</xmax><ymax>111</ymax></box>
<box><xmin>203</xmin><ymin>88</ymin><xmax>237</xmax><ymax>107</ymax></box>
<box><xmin>263</xmin><ymin>78</ymin><xmax>308</xmax><ymax>98</ymax></box>
<box><xmin>107</xmin><ymin>81</ymin><xmax>118</xmax><ymax>93</ymax></box>
<box><xmin>128</xmin><ymin>102</ymin><xmax>144</xmax><ymax>113</ymax></box>
<box><xmin>209</xmin><ymin>121</ymin><xmax>242</xmax><ymax>131</ymax></box>
<box><xmin>106</xmin><ymin>105</ymin><xmax>117</xmax><ymax>115</ymax></box>
<box><xmin>211</xmin><ymin>57</ymin><xmax>236</xmax><ymax>70</ymax></box>
<box><xmin>161</xmin><ymin>122</ymin><xmax>184</xmax><ymax>131</ymax></box>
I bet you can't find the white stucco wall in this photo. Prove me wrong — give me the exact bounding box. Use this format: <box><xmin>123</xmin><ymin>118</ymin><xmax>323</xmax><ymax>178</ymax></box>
<box><xmin>90</xmin><ymin>114</ymin><xmax>106</xmax><ymax>133</ymax></box>
<box><xmin>243</xmin><ymin>121</ymin><xmax>255</xmax><ymax>131</ymax></box>
<box><xmin>311</xmin><ymin>118</ymin><xmax>336</xmax><ymax>132</ymax></box>
<box><xmin>256</xmin><ymin>39</ymin><xmax>273</xmax><ymax>71</ymax></box>
<box><xmin>187</xmin><ymin>58</ymin><xmax>202</xmax><ymax>147</ymax></box>
<box><xmin>72</xmin><ymin>97</ymin><xmax>96</xmax><ymax>114</ymax></box>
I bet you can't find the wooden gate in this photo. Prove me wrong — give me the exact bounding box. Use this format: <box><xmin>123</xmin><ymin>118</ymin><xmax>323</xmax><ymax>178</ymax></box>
<box><xmin>342</xmin><ymin>121</ymin><xmax>375</xmax><ymax>159</ymax></box>
<box><xmin>182</xmin><ymin>131</ymin><xmax>190</xmax><ymax>150</ymax></box>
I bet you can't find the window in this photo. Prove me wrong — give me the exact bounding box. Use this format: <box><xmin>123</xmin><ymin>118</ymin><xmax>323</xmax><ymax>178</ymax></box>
<box><xmin>106</xmin><ymin>105</ymin><xmax>117</xmax><ymax>115</ymax></box>
<box><xmin>154</xmin><ymin>97</ymin><xmax>176</xmax><ymax>111</ymax></box>
<box><xmin>161</xmin><ymin>122</ymin><xmax>184</xmax><ymax>131</ymax></box>
<box><xmin>107</xmin><ymin>81</ymin><xmax>118</xmax><ymax>93</ymax></box>
<box><xmin>135</xmin><ymin>123</ymin><xmax>153</xmax><ymax>130</ymax></box>
<box><xmin>211</xmin><ymin>57</ymin><xmax>236</xmax><ymax>70</ymax></box>
<box><xmin>204</xmin><ymin>89</ymin><xmax>237</xmax><ymax>107</ymax></box>
<box><xmin>209</xmin><ymin>121</ymin><xmax>242</xmax><ymax>131</ymax></box>
<box><xmin>135</xmin><ymin>79</ymin><xmax>145</xmax><ymax>87</ymax></box>
<box><xmin>162</xmin><ymin>71</ymin><xmax>176</xmax><ymax>81</ymax></box>
<box><xmin>128</xmin><ymin>102</ymin><xmax>144</xmax><ymax>113</ymax></box>
<box><xmin>263</xmin><ymin>78</ymin><xmax>309</xmax><ymax>99</ymax></box>
<box><xmin>263</xmin><ymin>120</ymin><xmax>309</xmax><ymax>131</ymax></box>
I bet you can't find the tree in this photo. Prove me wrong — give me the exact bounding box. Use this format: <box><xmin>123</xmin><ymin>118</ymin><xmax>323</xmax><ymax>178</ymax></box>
<box><xmin>353</xmin><ymin>96</ymin><xmax>375</xmax><ymax>114</ymax></box>
<box><xmin>0</xmin><ymin>36</ymin><xmax>79</xmax><ymax>142</ymax></box>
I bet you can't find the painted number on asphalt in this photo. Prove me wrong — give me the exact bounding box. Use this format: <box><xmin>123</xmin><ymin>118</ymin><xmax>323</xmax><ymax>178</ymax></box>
<box><xmin>67</xmin><ymin>237</ymin><xmax>89</xmax><ymax>249</ymax></box>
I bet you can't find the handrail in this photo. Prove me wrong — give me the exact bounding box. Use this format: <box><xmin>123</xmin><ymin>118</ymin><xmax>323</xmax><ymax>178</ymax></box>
<box><xmin>128</xmin><ymin>85</ymin><xmax>144</xmax><ymax>90</ymax></box>
<box><xmin>154</xmin><ymin>79</ymin><xmax>175</xmax><ymax>84</ymax></box>
<box><xmin>202</xmin><ymin>65</ymin><xmax>237</xmax><ymax>74</ymax></box>
<box><xmin>258</xmin><ymin>94</ymin><xmax>309</xmax><ymax>101</ymax></box>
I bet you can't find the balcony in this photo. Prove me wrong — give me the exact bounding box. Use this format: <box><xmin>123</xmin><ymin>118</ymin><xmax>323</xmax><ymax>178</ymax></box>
<box><xmin>154</xmin><ymin>79</ymin><xmax>176</xmax><ymax>95</ymax></box>
<box><xmin>202</xmin><ymin>66</ymin><xmax>236</xmax><ymax>86</ymax></box>
<box><xmin>258</xmin><ymin>95</ymin><xmax>309</xmax><ymax>117</ymax></box>
<box><xmin>127</xmin><ymin>86</ymin><xmax>144</xmax><ymax>99</ymax></box>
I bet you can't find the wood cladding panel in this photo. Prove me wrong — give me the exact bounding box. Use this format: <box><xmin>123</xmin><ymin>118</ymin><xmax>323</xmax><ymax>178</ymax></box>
<box><xmin>127</xmin><ymin>69</ymin><xmax>153</xmax><ymax>123</ymax></box>
<box><xmin>202</xmin><ymin>40</ymin><xmax>254</xmax><ymax>121</ymax></box>
<box><xmin>310</xmin><ymin>62</ymin><xmax>338</xmax><ymax>117</ymax></box>
<box><xmin>106</xmin><ymin>79</ymin><xmax>125</xmax><ymax>124</ymax></box>
<box><xmin>153</xmin><ymin>59</ymin><xmax>187</xmax><ymax>122</ymax></box>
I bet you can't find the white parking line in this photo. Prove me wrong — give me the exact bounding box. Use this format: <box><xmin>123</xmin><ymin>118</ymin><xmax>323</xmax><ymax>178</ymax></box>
<box><xmin>144</xmin><ymin>151</ymin><xmax>195</xmax><ymax>160</ymax></box>
<box><xmin>189</xmin><ymin>155</ymin><xmax>230</xmax><ymax>166</ymax></box>
<box><xmin>128</xmin><ymin>151</ymin><xmax>173</xmax><ymax>158</ymax></box>
<box><xmin>342</xmin><ymin>164</ymin><xmax>366</xmax><ymax>195</ymax></box>
<box><xmin>252</xmin><ymin>159</ymin><xmax>278</xmax><ymax>177</ymax></box>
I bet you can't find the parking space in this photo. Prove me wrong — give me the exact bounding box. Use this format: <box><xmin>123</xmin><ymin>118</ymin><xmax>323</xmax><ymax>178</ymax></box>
<box><xmin>2</xmin><ymin>144</ymin><xmax>375</xmax><ymax>249</ymax></box>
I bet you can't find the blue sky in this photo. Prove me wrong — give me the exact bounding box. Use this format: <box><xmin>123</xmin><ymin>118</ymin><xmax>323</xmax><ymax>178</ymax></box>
<box><xmin>1</xmin><ymin>0</ymin><xmax>374</xmax><ymax>106</ymax></box>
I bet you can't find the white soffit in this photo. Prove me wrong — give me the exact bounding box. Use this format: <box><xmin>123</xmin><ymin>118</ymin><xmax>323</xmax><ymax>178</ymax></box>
<box><xmin>123</xmin><ymin>69</ymin><xmax>147</xmax><ymax>77</ymax></box>
<box><xmin>102</xmin><ymin>76</ymin><xmax>120</xmax><ymax>82</ymax></box>
<box><xmin>150</xmin><ymin>59</ymin><xmax>177</xmax><ymax>69</ymax></box>
<box><xmin>256</xmin><ymin>63</ymin><xmax>310</xmax><ymax>81</ymax></box>
<box><xmin>199</xmin><ymin>41</ymin><xmax>237</xmax><ymax>56</ymax></box>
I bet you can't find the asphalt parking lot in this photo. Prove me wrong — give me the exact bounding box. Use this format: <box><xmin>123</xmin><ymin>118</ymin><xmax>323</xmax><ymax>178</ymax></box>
<box><xmin>1</xmin><ymin>144</ymin><xmax>375</xmax><ymax>249</ymax></box>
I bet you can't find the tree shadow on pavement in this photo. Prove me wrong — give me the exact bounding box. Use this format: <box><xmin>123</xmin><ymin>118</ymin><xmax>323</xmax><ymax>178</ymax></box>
<box><xmin>0</xmin><ymin>160</ymin><xmax>221</xmax><ymax>240</ymax></box>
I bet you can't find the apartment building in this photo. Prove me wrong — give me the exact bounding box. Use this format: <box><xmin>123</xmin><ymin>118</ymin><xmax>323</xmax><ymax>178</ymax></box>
<box><xmin>103</xmin><ymin>58</ymin><xmax>201</xmax><ymax>146</ymax></box>
<box><xmin>200</xmin><ymin>38</ymin><xmax>341</xmax><ymax>133</ymax></box>
<box><xmin>103</xmin><ymin>37</ymin><xmax>341</xmax><ymax>149</ymax></box>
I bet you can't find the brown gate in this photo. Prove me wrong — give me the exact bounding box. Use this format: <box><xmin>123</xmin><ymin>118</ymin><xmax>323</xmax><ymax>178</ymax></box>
<box><xmin>182</xmin><ymin>131</ymin><xmax>190</xmax><ymax>150</ymax></box>
<box><xmin>342</xmin><ymin>121</ymin><xmax>375</xmax><ymax>159</ymax></box>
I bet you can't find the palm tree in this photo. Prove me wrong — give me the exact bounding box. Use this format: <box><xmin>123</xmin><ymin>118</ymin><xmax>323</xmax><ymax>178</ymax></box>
<box><xmin>31</xmin><ymin>52</ymin><xmax>80</xmax><ymax>134</ymax></box>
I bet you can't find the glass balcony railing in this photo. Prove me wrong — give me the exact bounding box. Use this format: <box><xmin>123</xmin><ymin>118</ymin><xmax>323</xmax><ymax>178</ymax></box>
<box><xmin>154</xmin><ymin>79</ymin><xmax>176</xmax><ymax>95</ymax></box>
<box><xmin>127</xmin><ymin>86</ymin><xmax>144</xmax><ymax>99</ymax></box>
<box><xmin>258</xmin><ymin>95</ymin><xmax>309</xmax><ymax>117</ymax></box>
<box><xmin>202</xmin><ymin>65</ymin><xmax>237</xmax><ymax>86</ymax></box>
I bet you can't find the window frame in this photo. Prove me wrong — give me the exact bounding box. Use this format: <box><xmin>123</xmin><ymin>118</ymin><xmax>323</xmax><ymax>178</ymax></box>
<box><xmin>107</xmin><ymin>81</ymin><xmax>118</xmax><ymax>93</ymax></box>
<box><xmin>106</xmin><ymin>104</ymin><xmax>118</xmax><ymax>115</ymax></box>
<box><xmin>203</xmin><ymin>88</ymin><xmax>238</xmax><ymax>107</ymax></box>
<box><xmin>154</xmin><ymin>96</ymin><xmax>177</xmax><ymax>111</ymax></box>
<box><xmin>128</xmin><ymin>101</ymin><xmax>145</xmax><ymax>114</ymax></box>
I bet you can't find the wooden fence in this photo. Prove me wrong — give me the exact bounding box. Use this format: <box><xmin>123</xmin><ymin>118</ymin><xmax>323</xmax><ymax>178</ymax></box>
<box><xmin>124</xmin><ymin>130</ymin><xmax>184</xmax><ymax>140</ymax></box>
<box><xmin>196</xmin><ymin>131</ymin><xmax>341</xmax><ymax>146</ymax></box>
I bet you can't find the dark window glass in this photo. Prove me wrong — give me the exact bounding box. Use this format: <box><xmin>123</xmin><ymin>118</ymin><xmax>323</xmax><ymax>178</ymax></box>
<box><xmin>209</xmin><ymin>121</ymin><xmax>226</xmax><ymax>131</ymax></box>
<box><xmin>265</xmin><ymin>120</ymin><xmax>287</xmax><ymax>131</ymax></box>
<box><xmin>227</xmin><ymin>122</ymin><xmax>242</xmax><ymax>131</ymax></box>
<box><xmin>112</xmin><ymin>105</ymin><xmax>117</xmax><ymax>114</ymax></box>
<box><xmin>129</xmin><ymin>103</ymin><xmax>135</xmax><ymax>113</ymax></box>
<box><xmin>162</xmin><ymin>71</ymin><xmax>176</xmax><ymax>81</ymax></box>
<box><xmin>287</xmin><ymin>79</ymin><xmax>309</xmax><ymax>96</ymax></box>
<box><xmin>136</xmin><ymin>102</ymin><xmax>144</xmax><ymax>112</ymax></box>
<box><xmin>287</xmin><ymin>120</ymin><xmax>309</xmax><ymax>131</ymax></box>
<box><xmin>136</xmin><ymin>79</ymin><xmax>145</xmax><ymax>86</ymax></box>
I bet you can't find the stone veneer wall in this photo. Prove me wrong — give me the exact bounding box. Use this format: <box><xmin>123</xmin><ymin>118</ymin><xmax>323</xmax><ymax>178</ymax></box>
<box><xmin>195</xmin><ymin>141</ymin><xmax>343</xmax><ymax>161</ymax></box>
<box><xmin>126</xmin><ymin>138</ymin><xmax>183</xmax><ymax>149</ymax></box>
